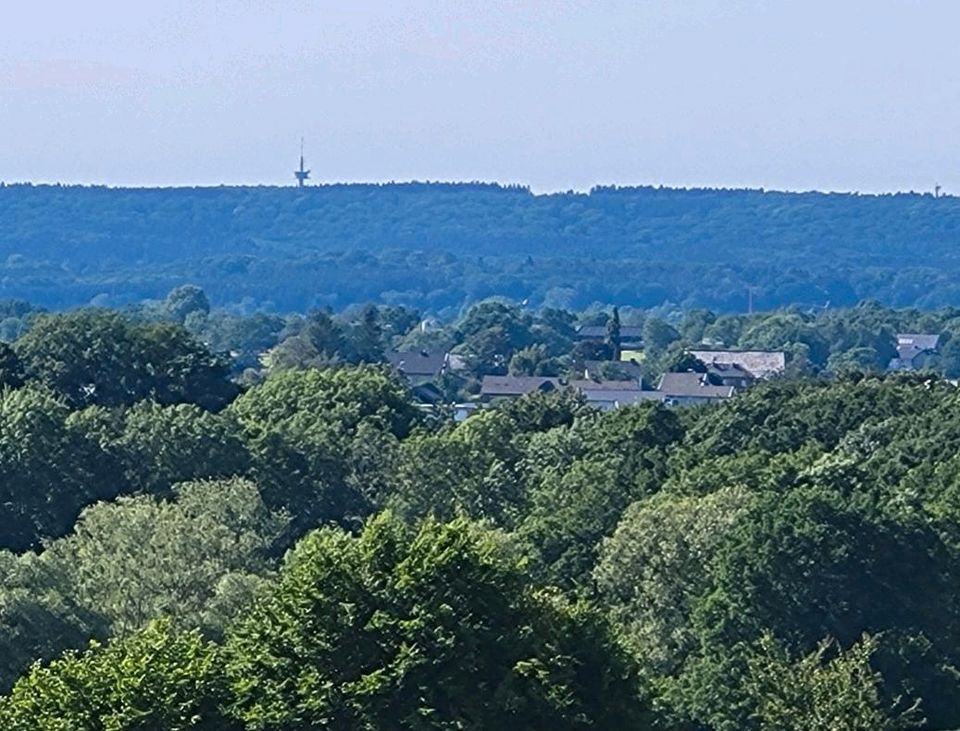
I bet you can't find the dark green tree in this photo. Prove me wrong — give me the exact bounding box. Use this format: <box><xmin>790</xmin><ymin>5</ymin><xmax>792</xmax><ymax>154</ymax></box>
<box><xmin>641</xmin><ymin>317</ymin><xmax>680</xmax><ymax>355</ymax></box>
<box><xmin>681</xmin><ymin>487</ymin><xmax>960</xmax><ymax>728</ymax></box>
<box><xmin>606</xmin><ymin>306</ymin><xmax>622</xmax><ymax>359</ymax></box>
<box><xmin>163</xmin><ymin>284</ymin><xmax>211</xmax><ymax>323</ymax></box>
<box><xmin>520</xmin><ymin>403</ymin><xmax>684</xmax><ymax>586</ymax></box>
<box><xmin>346</xmin><ymin>304</ymin><xmax>385</xmax><ymax>363</ymax></box>
<box><xmin>0</xmin><ymin>387</ymin><xmax>109</xmax><ymax>551</ymax></box>
<box><xmin>0</xmin><ymin>343</ymin><xmax>25</xmax><ymax>388</ymax></box>
<box><xmin>15</xmin><ymin>311</ymin><xmax>236</xmax><ymax>409</ymax></box>
<box><xmin>0</xmin><ymin>551</ymin><xmax>108</xmax><ymax>694</ymax></box>
<box><xmin>112</xmin><ymin>401</ymin><xmax>250</xmax><ymax>496</ymax></box>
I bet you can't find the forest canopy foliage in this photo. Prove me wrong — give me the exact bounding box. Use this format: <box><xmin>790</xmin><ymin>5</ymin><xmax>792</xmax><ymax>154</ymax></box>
<box><xmin>2</xmin><ymin>300</ymin><xmax>960</xmax><ymax>728</ymax></box>
<box><xmin>3</xmin><ymin>183</ymin><xmax>960</xmax><ymax>313</ymax></box>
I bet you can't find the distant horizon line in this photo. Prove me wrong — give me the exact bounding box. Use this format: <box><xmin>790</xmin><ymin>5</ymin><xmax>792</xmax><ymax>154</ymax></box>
<box><xmin>0</xmin><ymin>179</ymin><xmax>953</xmax><ymax>199</ymax></box>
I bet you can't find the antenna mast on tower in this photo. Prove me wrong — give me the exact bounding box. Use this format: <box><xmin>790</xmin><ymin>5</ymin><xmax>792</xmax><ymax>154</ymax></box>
<box><xmin>294</xmin><ymin>137</ymin><xmax>310</xmax><ymax>188</ymax></box>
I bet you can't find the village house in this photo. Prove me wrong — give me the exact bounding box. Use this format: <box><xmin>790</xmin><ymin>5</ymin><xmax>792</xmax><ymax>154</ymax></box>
<box><xmin>568</xmin><ymin>378</ymin><xmax>642</xmax><ymax>410</ymax></box>
<box><xmin>478</xmin><ymin>374</ymin><xmax>664</xmax><ymax>411</ymax></box>
<box><xmin>385</xmin><ymin>349</ymin><xmax>449</xmax><ymax>385</ymax></box>
<box><xmin>581</xmin><ymin>359</ymin><xmax>644</xmax><ymax>384</ymax></box>
<box><xmin>576</xmin><ymin>386</ymin><xmax>665</xmax><ymax>410</ymax></box>
<box><xmin>657</xmin><ymin>372</ymin><xmax>735</xmax><ymax>406</ymax></box>
<box><xmin>568</xmin><ymin>378</ymin><xmax>641</xmax><ymax>392</ymax></box>
<box><xmin>889</xmin><ymin>333</ymin><xmax>941</xmax><ymax>370</ymax></box>
<box><xmin>479</xmin><ymin>375</ymin><xmax>561</xmax><ymax>402</ymax></box>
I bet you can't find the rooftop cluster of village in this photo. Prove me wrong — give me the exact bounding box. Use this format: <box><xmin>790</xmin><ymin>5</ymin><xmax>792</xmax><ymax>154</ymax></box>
<box><xmin>383</xmin><ymin>325</ymin><xmax>943</xmax><ymax>419</ymax></box>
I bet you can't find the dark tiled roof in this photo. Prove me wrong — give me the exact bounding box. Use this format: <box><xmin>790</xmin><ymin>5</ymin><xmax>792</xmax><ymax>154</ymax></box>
<box><xmin>583</xmin><ymin>359</ymin><xmax>644</xmax><ymax>380</ymax></box>
<box><xmin>569</xmin><ymin>379</ymin><xmax>642</xmax><ymax>392</ymax></box>
<box><xmin>576</xmin><ymin>325</ymin><xmax>645</xmax><ymax>341</ymax></box>
<box><xmin>385</xmin><ymin>350</ymin><xmax>447</xmax><ymax>377</ymax></box>
<box><xmin>410</xmin><ymin>382</ymin><xmax>445</xmax><ymax>404</ymax></box>
<box><xmin>705</xmin><ymin>362</ymin><xmax>753</xmax><ymax>380</ymax></box>
<box><xmin>480</xmin><ymin>376</ymin><xmax>561</xmax><ymax>397</ymax></box>
<box><xmin>658</xmin><ymin>372</ymin><xmax>735</xmax><ymax>399</ymax></box>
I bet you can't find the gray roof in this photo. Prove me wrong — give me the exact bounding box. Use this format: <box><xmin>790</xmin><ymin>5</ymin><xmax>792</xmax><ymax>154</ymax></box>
<box><xmin>896</xmin><ymin>333</ymin><xmax>940</xmax><ymax>362</ymax></box>
<box><xmin>385</xmin><ymin>350</ymin><xmax>447</xmax><ymax>377</ymax></box>
<box><xmin>688</xmin><ymin>350</ymin><xmax>786</xmax><ymax>379</ymax></box>
<box><xmin>480</xmin><ymin>376</ymin><xmax>561</xmax><ymax>397</ymax></box>
<box><xmin>576</xmin><ymin>325</ymin><xmax>644</xmax><ymax>341</ymax></box>
<box><xmin>658</xmin><ymin>372</ymin><xmax>735</xmax><ymax>399</ymax></box>
<box><xmin>583</xmin><ymin>359</ymin><xmax>644</xmax><ymax>380</ymax></box>
<box><xmin>705</xmin><ymin>362</ymin><xmax>753</xmax><ymax>380</ymax></box>
<box><xmin>580</xmin><ymin>389</ymin><xmax>665</xmax><ymax>406</ymax></box>
<box><xmin>569</xmin><ymin>379</ymin><xmax>641</xmax><ymax>392</ymax></box>
<box><xmin>897</xmin><ymin>333</ymin><xmax>940</xmax><ymax>350</ymax></box>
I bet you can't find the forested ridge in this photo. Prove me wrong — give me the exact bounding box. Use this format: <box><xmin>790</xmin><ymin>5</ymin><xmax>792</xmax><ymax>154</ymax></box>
<box><xmin>3</xmin><ymin>182</ymin><xmax>960</xmax><ymax>312</ymax></box>
<box><xmin>3</xmin><ymin>305</ymin><xmax>960</xmax><ymax>728</ymax></box>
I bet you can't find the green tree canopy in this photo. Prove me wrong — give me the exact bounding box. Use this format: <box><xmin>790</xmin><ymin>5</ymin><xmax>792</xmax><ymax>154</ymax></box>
<box><xmin>225</xmin><ymin>513</ymin><xmax>652</xmax><ymax>730</ymax></box>
<box><xmin>110</xmin><ymin>401</ymin><xmax>250</xmax><ymax>496</ymax></box>
<box><xmin>230</xmin><ymin>366</ymin><xmax>419</xmax><ymax>530</ymax></box>
<box><xmin>15</xmin><ymin>310</ymin><xmax>237</xmax><ymax>409</ymax></box>
<box><xmin>0</xmin><ymin>620</ymin><xmax>238</xmax><ymax>731</ymax></box>
<box><xmin>41</xmin><ymin>479</ymin><xmax>285</xmax><ymax>637</ymax></box>
<box><xmin>163</xmin><ymin>284</ymin><xmax>211</xmax><ymax>323</ymax></box>
<box><xmin>0</xmin><ymin>386</ymin><xmax>109</xmax><ymax>551</ymax></box>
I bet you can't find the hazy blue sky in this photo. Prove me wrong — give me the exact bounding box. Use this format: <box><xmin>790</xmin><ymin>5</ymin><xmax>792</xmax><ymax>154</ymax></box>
<box><xmin>2</xmin><ymin>1</ymin><xmax>958</xmax><ymax>192</ymax></box>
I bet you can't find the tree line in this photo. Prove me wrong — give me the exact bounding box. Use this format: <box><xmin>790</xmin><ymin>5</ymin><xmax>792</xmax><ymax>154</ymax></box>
<box><xmin>7</xmin><ymin>291</ymin><xmax>960</xmax><ymax>397</ymax></box>
<box><xmin>3</xmin><ymin>183</ymin><xmax>960</xmax><ymax>312</ymax></box>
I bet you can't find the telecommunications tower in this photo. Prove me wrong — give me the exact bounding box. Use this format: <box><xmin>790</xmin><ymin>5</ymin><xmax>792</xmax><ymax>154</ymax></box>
<box><xmin>294</xmin><ymin>137</ymin><xmax>310</xmax><ymax>187</ymax></box>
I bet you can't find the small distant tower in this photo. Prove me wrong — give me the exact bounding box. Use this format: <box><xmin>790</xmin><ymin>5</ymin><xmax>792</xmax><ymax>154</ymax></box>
<box><xmin>294</xmin><ymin>137</ymin><xmax>310</xmax><ymax>188</ymax></box>
<box><xmin>935</xmin><ymin>184</ymin><xmax>942</xmax><ymax>199</ymax></box>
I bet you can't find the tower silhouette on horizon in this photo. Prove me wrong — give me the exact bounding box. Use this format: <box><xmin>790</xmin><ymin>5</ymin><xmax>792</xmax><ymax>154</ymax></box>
<box><xmin>294</xmin><ymin>137</ymin><xmax>310</xmax><ymax>187</ymax></box>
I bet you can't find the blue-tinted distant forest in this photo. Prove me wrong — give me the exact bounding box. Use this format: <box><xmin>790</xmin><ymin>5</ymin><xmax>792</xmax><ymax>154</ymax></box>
<box><xmin>3</xmin><ymin>182</ymin><xmax>960</xmax><ymax>313</ymax></box>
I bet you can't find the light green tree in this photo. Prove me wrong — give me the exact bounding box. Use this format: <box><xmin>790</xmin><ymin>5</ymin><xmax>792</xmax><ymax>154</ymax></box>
<box><xmin>0</xmin><ymin>620</ymin><xmax>238</xmax><ymax>730</ymax></box>
<box><xmin>741</xmin><ymin>633</ymin><xmax>921</xmax><ymax>731</ymax></box>
<box><xmin>595</xmin><ymin>486</ymin><xmax>755</xmax><ymax>675</ymax></box>
<box><xmin>42</xmin><ymin>478</ymin><xmax>285</xmax><ymax>636</ymax></box>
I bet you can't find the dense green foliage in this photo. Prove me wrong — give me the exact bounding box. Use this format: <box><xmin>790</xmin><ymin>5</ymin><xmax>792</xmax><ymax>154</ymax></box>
<box><xmin>8</xmin><ymin>302</ymin><xmax>960</xmax><ymax>728</ymax></box>
<box><xmin>225</xmin><ymin>514</ymin><xmax>649</xmax><ymax>729</ymax></box>
<box><xmin>4</xmin><ymin>183</ymin><xmax>960</xmax><ymax>312</ymax></box>
<box><xmin>0</xmin><ymin>621</ymin><xmax>238</xmax><ymax>730</ymax></box>
<box><xmin>16</xmin><ymin>310</ymin><xmax>238</xmax><ymax>409</ymax></box>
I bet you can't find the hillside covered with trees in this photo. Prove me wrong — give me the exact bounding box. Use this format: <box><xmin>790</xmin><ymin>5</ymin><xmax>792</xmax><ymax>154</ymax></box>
<box><xmin>3</xmin><ymin>183</ymin><xmax>960</xmax><ymax>313</ymax></box>
<box><xmin>3</xmin><ymin>304</ymin><xmax>960</xmax><ymax>728</ymax></box>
